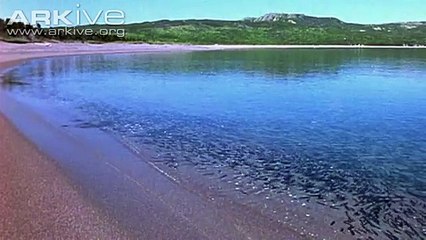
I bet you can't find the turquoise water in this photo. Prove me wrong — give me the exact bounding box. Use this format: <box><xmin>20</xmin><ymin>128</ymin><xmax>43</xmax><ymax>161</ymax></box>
<box><xmin>3</xmin><ymin>49</ymin><xmax>426</xmax><ymax>239</ymax></box>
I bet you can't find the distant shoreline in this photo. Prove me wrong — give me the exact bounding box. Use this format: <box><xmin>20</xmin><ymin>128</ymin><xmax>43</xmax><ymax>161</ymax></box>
<box><xmin>1</xmin><ymin>41</ymin><xmax>425</xmax><ymax>81</ymax></box>
<box><xmin>205</xmin><ymin>44</ymin><xmax>426</xmax><ymax>49</ymax></box>
<box><xmin>0</xmin><ymin>42</ymin><xmax>213</xmax><ymax>69</ymax></box>
<box><xmin>1</xmin><ymin>41</ymin><xmax>425</xmax><ymax>62</ymax></box>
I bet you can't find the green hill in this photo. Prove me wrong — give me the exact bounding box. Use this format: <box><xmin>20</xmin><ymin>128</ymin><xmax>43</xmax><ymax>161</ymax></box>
<box><xmin>114</xmin><ymin>13</ymin><xmax>426</xmax><ymax>45</ymax></box>
<box><xmin>1</xmin><ymin>13</ymin><xmax>426</xmax><ymax>45</ymax></box>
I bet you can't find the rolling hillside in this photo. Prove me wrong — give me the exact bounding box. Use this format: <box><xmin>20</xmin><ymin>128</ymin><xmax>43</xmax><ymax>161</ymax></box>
<box><xmin>120</xmin><ymin>13</ymin><xmax>426</xmax><ymax>45</ymax></box>
<box><xmin>1</xmin><ymin>13</ymin><xmax>426</xmax><ymax>45</ymax></box>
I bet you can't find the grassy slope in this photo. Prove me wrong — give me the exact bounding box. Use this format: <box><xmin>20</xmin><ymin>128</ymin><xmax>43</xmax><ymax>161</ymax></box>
<box><xmin>105</xmin><ymin>18</ymin><xmax>426</xmax><ymax>45</ymax></box>
<box><xmin>1</xmin><ymin>14</ymin><xmax>426</xmax><ymax>45</ymax></box>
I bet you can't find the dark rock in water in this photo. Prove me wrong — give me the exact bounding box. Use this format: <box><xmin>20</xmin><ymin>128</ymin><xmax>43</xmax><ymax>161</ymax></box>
<box><xmin>2</xmin><ymin>79</ymin><xmax>30</xmax><ymax>85</ymax></box>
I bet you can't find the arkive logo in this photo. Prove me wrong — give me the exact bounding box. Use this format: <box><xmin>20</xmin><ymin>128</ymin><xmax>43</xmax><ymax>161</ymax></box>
<box><xmin>7</xmin><ymin>4</ymin><xmax>125</xmax><ymax>26</ymax></box>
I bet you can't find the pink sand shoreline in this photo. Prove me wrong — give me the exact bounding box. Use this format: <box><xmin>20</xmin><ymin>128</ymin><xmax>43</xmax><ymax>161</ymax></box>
<box><xmin>0</xmin><ymin>42</ymin><xmax>211</xmax><ymax>67</ymax></box>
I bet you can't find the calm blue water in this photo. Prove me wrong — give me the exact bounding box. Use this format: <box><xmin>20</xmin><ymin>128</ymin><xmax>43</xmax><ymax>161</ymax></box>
<box><xmin>3</xmin><ymin>49</ymin><xmax>426</xmax><ymax>239</ymax></box>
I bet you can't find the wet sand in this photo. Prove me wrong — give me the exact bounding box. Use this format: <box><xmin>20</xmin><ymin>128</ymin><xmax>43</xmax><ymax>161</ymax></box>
<box><xmin>0</xmin><ymin>113</ymin><xmax>129</xmax><ymax>239</ymax></box>
<box><xmin>0</xmin><ymin>42</ymin><xmax>307</xmax><ymax>239</ymax></box>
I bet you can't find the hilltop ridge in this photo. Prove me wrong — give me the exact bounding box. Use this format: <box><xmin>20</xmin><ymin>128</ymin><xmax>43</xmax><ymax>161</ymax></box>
<box><xmin>244</xmin><ymin>13</ymin><xmax>345</xmax><ymax>26</ymax></box>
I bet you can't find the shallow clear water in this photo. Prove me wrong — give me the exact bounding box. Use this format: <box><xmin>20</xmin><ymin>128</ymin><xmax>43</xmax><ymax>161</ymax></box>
<box><xmin>3</xmin><ymin>49</ymin><xmax>426</xmax><ymax>239</ymax></box>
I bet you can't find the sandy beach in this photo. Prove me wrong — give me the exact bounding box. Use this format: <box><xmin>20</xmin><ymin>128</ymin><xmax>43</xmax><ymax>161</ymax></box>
<box><xmin>0</xmin><ymin>42</ymin><xmax>216</xmax><ymax>68</ymax></box>
<box><xmin>0</xmin><ymin>42</ymin><xmax>310</xmax><ymax>239</ymax></box>
<box><xmin>0</xmin><ymin>113</ymin><xmax>130</xmax><ymax>239</ymax></box>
